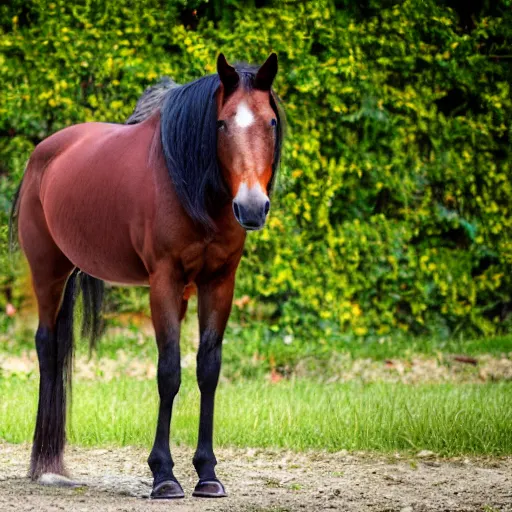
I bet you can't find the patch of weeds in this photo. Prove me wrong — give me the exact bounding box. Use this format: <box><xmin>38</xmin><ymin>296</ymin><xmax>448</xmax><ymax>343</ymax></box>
<box><xmin>289</xmin><ymin>483</ymin><xmax>302</xmax><ymax>491</ymax></box>
<box><xmin>409</xmin><ymin>460</ymin><xmax>418</xmax><ymax>470</ymax></box>
<box><xmin>331</xmin><ymin>471</ymin><xmax>344</xmax><ymax>477</ymax></box>
<box><xmin>263</xmin><ymin>477</ymin><xmax>282</xmax><ymax>488</ymax></box>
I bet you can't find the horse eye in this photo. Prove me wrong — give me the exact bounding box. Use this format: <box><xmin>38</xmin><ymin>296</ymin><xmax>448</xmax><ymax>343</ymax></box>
<box><xmin>217</xmin><ymin>120</ymin><xmax>226</xmax><ymax>130</ymax></box>
<box><xmin>270</xmin><ymin>119</ymin><xmax>277</xmax><ymax>127</ymax></box>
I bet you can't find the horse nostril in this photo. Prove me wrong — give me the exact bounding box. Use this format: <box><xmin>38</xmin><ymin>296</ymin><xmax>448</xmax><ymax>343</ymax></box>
<box><xmin>264</xmin><ymin>200</ymin><xmax>270</xmax><ymax>215</ymax></box>
<box><xmin>233</xmin><ymin>201</ymin><xmax>241</xmax><ymax>220</ymax></box>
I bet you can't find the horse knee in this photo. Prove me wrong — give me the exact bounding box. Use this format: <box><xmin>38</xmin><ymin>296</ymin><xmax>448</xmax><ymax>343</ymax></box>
<box><xmin>157</xmin><ymin>343</ymin><xmax>181</xmax><ymax>398</ymax></box>
<box><xmin>196</xmin><ymin>330</ymin><xmax>222</xmax><ymax>392</ymax></box>
<box><xmin>158</xmin><ymin>366</ymin><xmax>181</xmax><ymax>397</ymax></box>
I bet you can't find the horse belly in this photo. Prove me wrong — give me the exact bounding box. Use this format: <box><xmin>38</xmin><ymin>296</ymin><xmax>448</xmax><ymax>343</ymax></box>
<box><xmin>38</xmin><ymin>130</ymin><xmax>150</xmax><ymax>285</ymax></box>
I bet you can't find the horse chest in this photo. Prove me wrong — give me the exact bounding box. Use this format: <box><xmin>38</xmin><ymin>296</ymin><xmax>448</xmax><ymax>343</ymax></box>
<box><xmin>180</xmin><ymin>240</ymin><xmax>242</xmax><ymax>283</ymax></box>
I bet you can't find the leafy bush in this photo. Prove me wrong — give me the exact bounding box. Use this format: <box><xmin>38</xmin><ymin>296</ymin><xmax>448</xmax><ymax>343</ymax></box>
<box><xmin>1</xmin><ymin>0</ymin><xmax>511</xmax><ymax>364</ymax></box>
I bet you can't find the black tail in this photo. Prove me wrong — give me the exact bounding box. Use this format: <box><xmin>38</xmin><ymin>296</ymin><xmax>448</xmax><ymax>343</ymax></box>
<box><xmin>79</xmin><ymin>271</ymin><xmax>105</xmax><ymax>353</ymax></box>
<box><xmin>8</xmin><ymin>174</ymin><xmax>25</xmax><ymax>253</ymax></box>
<box><xmin>59</xmin><ymin>269</ymin><xmax>105</xmax><ymax>392</ymax></box>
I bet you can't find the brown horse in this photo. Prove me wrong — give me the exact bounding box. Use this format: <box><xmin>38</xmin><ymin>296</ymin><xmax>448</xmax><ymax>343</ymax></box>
<box><xmin>9</xmin><ymin>53</ymin><xmax>283</xmax><ymax>498</ymax></box>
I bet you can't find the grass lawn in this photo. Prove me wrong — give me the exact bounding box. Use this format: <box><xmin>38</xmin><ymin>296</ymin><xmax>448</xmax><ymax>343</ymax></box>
<box><xmin>1</xmin><ymin>373</ymin><xmax>511</xmax><ymax>456</ymax></box>
<box><xmin>3</xmin><ymin>318</ymin><xmax>512</xmax><ymax>380</ymax></box>
<box><xmin>4</xmin><ymin>310</ymin><xmax>512</xmax><ymax>363</ymax></box>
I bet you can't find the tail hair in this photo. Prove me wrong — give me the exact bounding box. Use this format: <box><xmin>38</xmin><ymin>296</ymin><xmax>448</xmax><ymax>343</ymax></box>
<box><xmin>64</xmin><ymin>270</ymin><xmax>106</xmax><ymax>355</ymax></box>
<box><xmin>53</xmin><ymin>269</ymin><xmax>105</xmax><ymax>409</ymax></box>
<box><xmin>8</xmin><ymin>174</ymin><xmax>25</xmax><ymax>253</ymax></box>
<box><xmin>79</xmin><ymin>271</ymin><xmax>105</xmax><ymax>353</ymax></box>
<box><xmin>56</xmin><ymin>269</ymin><xmax>106</xmax><ymax>370</ymax></box>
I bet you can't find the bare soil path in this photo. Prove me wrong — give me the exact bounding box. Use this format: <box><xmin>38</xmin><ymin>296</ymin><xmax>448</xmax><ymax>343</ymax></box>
<box><xmin>0</xmin><ymin>443</ymin><xmax>510</xmax><ymax>511</ymax></box>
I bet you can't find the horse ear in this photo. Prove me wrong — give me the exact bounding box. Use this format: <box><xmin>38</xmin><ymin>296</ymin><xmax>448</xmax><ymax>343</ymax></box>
<box><xmin>217</xmin><ymin>53</ymin><xmax>239</xmax><ymax>91</ymax></box>
<box><xmin>255</xmin><ymin>53</ymin><xmax>278</xmax><ymax>91</ymax></box>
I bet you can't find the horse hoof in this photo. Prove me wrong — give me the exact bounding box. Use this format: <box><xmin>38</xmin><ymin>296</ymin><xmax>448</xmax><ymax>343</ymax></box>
<box><xmin>150</xmin><ymin>480</ymin><xmax>185</xmax><ymax>499</ymax></box>
<box><xmin>192</xmin><ymin>479</ymin><xmax>227</xmax><ymax>498</ymax></box>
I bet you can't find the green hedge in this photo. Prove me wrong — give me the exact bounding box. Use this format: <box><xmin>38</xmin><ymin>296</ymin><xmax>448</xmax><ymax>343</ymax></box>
<box><xmin>1</xmin><ymin>0</ymin><xmax>511</xmax><ymax>356</ymax></box>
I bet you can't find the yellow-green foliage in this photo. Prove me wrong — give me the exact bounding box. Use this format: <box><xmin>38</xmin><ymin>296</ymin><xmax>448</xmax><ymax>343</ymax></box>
<box><xmin>1</xmin><ymin>0</ymin><xmax>511</xmax><ymax>345</ymax></box>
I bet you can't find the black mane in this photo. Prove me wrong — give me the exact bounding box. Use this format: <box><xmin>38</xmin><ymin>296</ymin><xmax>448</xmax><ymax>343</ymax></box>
<box><xmin>159</xmin><ymin>64</ymin><xmax>284</xmax><ymax>231</ymax></box>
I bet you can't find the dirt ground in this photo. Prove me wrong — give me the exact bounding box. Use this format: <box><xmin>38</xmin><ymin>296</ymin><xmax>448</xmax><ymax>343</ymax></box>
<box><xmin>0</xmin><ymin>443</ymin><xmax>510</xmax><ymax>511</ymax></box>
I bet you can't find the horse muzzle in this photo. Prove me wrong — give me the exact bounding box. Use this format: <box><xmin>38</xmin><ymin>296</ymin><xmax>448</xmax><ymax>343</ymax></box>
<box><xmin>232</xmin><ymin>183</ymin><xmax>270</xmax><ymax>231</ymax></box>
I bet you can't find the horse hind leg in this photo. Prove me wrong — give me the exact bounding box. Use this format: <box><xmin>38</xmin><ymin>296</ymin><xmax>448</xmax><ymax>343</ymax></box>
<box><xmin>30</xmin><ymin>269</ymin><xmax>78</xmax><ymax>480</ymax></box>
<box><xmin>18</xmin><ymin>199</ymin><xmax>77</xmax><ymax>480</ymax></box>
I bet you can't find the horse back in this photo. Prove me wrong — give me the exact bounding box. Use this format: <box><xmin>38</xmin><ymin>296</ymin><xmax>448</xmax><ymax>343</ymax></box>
<box><xmin>30</xmin><ymin>118</ymin><xmax>156</xmax><ymax>179</ymax></box>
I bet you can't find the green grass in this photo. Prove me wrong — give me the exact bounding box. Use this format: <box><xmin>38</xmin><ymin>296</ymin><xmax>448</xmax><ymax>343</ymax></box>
<box><xmin>1</xmin><ymin>373</ymin><xmax>511</xmax><ymax>456</ymax></box>
<box><xmin>224</xmin><ymin>331</ymin><xmax>512</xmax><ymax>378</ymax></box>
<box><xmin>336</xmin><ymin>334</ymin><xmax>512</xmax><ymax>360</ymax></box>
<box><xmin>3</xmin><ymin>296</ymin><xmax>512</xmax><ymax>364</ymax></box>
<box><xmin>3</xmin><ymin>317</ymin><xmax>511</xmax><ymax>379</ymax></box>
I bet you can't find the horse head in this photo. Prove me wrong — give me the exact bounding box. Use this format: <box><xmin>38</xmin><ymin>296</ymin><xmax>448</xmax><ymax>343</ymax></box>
<box><xmin>216</xmin><ymin>53</ymin><xmax>282</xmax><ymax>231</ymax></box>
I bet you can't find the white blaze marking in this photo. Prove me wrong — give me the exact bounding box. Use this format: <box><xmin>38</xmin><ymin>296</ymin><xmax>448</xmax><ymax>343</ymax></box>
<box><xmin>234</xmin><ymin>181</ymin><xmax>269</xmax><ymax>204</ymax></box>
<box><xmin>234</xmin><ymin>102</ymin><xmax>254</xmax><ymax>128</ymax></box>
<box><xmin>235</xmin><ymin>182</ymin><xmax>250</xmax><ymax>202</ymax></box>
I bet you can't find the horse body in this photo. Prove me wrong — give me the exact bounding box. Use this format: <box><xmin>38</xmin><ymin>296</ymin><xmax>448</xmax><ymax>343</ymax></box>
<box><xmin>20</xmin><ymin>112</ymin><xmax>245</xmax><ymax>289</ymax></box>
<box><xmin>11</xmin><ymin>53</ymin><xmax>282</xmax><ymax>499</ymax></box>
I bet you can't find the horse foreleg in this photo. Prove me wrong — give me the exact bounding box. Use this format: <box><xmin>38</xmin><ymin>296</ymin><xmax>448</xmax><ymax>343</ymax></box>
<box><xmin>147</xmin><ymin>268</ymin><xmax>184</xmax><ymax>499</ymax></box>
<box><xmin>192</xmin><ymin>271</ymin><xmax>236</xmax><ymax>498</ymax></box>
